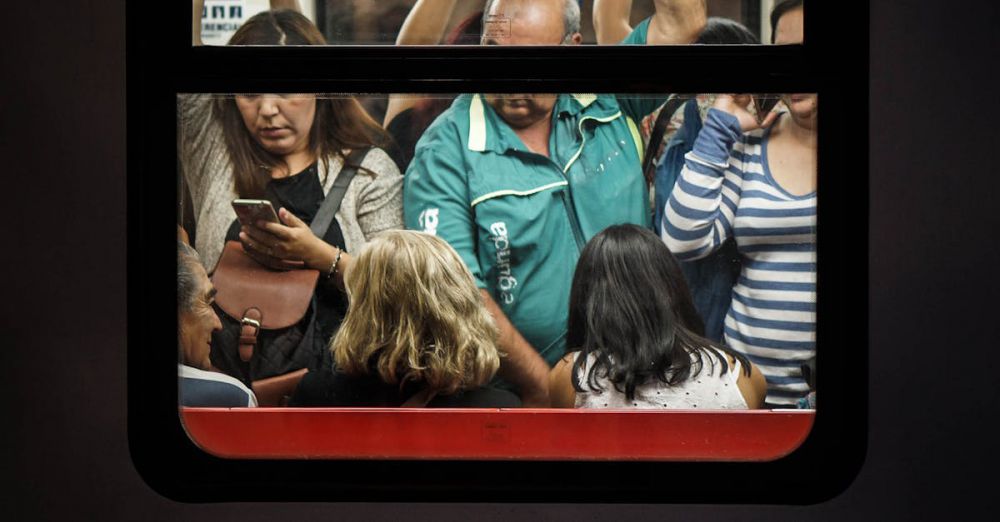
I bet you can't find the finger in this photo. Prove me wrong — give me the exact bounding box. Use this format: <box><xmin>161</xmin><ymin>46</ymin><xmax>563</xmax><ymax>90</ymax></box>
<box><xmin>759</xmin><ymin>110</ymin><xmax>780</xmax><ymax>129</ymax></box>
<box><xmin>243</xmin><ymin>223</ymin><xmax>281</xmax><ymax>245</ymax></box>
<box><xmin>278</xmin><ymin>207</ymin><xmax>307</xmax><ymax>228</ymax></box>
<box><xmin>239</xmin><ymin>230</ymin><xmax>276</xmax><ymax>257</ymax></box>
<box><xmin>243</xmin><ymin>242</ymin><xmax>300</xmax><ymax>270</ymax></box>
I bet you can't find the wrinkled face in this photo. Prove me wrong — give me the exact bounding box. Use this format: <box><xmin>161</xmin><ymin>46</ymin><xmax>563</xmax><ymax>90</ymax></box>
<box><xmin>179</xmin><ymin>262</ymin><xmax>221</xmax><ymax>370</ymax></box>
<box><xmin>774</xmin><ymin>7</ymin><xmax>804</xmax><ymax>45</ymax></box>
<box><xmin>234</xmin><ymin>94</ymin><xmax>316</xmax><ymax>156</ymax></box>
<box><xmin>480</xmin><ymin>1</ymin><xmax>576</xmax><ymax>129</ymax></box>
<box><xmin>484</xmin><ymin>94</ymin><xmax>559</xmax><ymax>129</ymax></box>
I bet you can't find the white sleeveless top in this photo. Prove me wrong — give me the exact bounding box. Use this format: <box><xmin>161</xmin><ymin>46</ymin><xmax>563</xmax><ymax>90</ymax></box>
<box><xmin>572</xmin><ymin>350</ymin><xmax>749</xmax><ymax>409</ymax></box>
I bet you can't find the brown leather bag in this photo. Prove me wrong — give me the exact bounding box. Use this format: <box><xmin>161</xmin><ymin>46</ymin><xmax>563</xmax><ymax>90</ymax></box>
<box><xmin>211</xmin><ymin>241</ymin><xmax>319</xmax><ymax>406</ymax></box>
<box><xmin>212</xmin><ymin>241</ymin><xmax>318</xmax><ymax>362</ymax></box>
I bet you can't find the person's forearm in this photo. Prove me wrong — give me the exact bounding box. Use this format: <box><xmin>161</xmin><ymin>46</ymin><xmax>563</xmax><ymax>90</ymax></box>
<box><xmin>269</xmin><ymin>0</ymin><xmax>300</xmax><ymax>12</ymax></box>
<box><xmin>396</xmin><ymin>0</ymin><xmax>461</xmax><ymax>45</ymax></box>
<box><xmin>192</xmin><ymin>0</ymin><xmax>204</xmax><ymax>45</ymax></box>
<box><xmin>481</xmin><ymin>290</ymin><xmax>551</xmax><ymax>407</ymax></box>
<box><xmin>593</xmin><ymin>0</ymin><xmax>634</xmax><ymax>44</ymax></box>
<box><xmin>649</xmin><ymin>0</ymin><xmax>706</xmax><ymax>44</ymax></box>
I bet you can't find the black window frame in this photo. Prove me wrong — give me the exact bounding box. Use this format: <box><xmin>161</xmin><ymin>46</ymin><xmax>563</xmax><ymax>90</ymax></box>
<box><xmin>128</xmin><ymin>0</ymin><xmax>867</xmax><ymax>503</ymax></box>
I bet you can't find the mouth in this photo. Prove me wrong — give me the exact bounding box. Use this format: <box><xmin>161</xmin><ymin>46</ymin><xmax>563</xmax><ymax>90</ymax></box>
<box><xmin>260</xmin><ymin>127</ymin><xmax>290</xmax><ymax>138</ymax></box>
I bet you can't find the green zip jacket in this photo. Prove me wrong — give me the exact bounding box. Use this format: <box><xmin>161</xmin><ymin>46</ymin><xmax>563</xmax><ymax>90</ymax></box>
<box><xmin>403</xmin><ymin>93</ymin><xmax>662</xmax><ymax>366</ymax></box>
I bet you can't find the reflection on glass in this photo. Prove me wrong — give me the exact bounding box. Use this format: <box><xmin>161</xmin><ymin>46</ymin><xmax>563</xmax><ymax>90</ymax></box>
<box><xmin>192</xmin><ymin>0</ymin><xmax>805</xmax><ymax>46</ymax></box>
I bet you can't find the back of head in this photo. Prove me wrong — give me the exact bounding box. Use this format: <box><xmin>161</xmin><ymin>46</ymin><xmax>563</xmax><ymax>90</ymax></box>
<box><xmin>770</xmin><ymin>0</ymin><xmax>804</xmax><ymax>44</ymax></box>
<box><xmin>177</xmin><ymin>240</ymin><xmax>202</xmax><ymax>313</ymax></box>
<box><xmin>696</xmin><ymin>17</ymin><xmax>760</xmax><ymax>45</ymax></box>
<box><xmin>333</xmin><ymin>231</ymin><xmax>501</xmax><ymax>395</ymax></box>
<box><xmin>227</xmin><ymin>9</ymin><xmax>327</xmax><ymax>46</ymax></box>
<box><xmin>568</xmin><ymin>224</ymin><xmax>722</xmax><ymax>400</ymax></box>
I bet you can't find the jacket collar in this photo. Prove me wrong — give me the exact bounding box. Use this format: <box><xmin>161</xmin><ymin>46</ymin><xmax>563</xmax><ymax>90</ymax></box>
<box><xmin>466</xmin><ymin>93</ymin><xmax>606</xmax><ymax>153</ymax></box>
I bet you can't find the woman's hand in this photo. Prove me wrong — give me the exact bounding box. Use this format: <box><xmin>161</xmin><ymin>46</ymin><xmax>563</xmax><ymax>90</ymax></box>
<box><xmin>239</xmin><ymin>207</ymin><xmax>335</xmax><ymax>272</ymax></box>
<box><xmin>713</xmin><ymin>94</ymin><xmax>779</xmax><ymax>132</ymax></box>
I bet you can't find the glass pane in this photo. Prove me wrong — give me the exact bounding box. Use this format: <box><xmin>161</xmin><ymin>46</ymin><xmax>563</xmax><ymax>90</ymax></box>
<box><xmin>193</xmin><ymin>1</ymin><xmax>804</xmax><ymax>46</ymax></box>
<box><xmin>177</xmin><ymin>92</ymin><xmax>817</xmax><ymax>460</ymax></box>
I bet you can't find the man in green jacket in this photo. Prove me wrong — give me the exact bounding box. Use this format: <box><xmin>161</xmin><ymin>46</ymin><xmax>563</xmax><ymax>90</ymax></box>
<box><xmin>404</xmin><ymin>0</ymin><xmax>661</xmax><ymax>406</ymax></box>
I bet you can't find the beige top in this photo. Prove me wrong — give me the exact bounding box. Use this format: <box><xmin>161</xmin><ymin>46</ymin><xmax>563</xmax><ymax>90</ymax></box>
<box><xmin>177</xmin><ymin>94</ymin><xmax>403</xmax><ymax>271</ymax></box>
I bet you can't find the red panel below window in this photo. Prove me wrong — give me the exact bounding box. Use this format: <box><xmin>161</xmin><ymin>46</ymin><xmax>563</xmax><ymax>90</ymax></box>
<box><xmin>180</xmin><ymin>408</ymin><xmax>815</xmax><ymax>461</ymax></box>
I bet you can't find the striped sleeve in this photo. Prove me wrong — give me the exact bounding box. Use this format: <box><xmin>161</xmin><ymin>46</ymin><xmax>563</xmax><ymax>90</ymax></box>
<box><xmin>661</xmin><ymin>108</ymin><xmax>746</xmax><ymax>261</ymax></box>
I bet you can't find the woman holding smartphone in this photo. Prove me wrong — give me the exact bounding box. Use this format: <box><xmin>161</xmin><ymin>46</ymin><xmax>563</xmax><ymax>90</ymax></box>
<box><xmin>178</xmin><ymin>10</ymin><xmax>403</xmax><ymax>357</ymax></box>
<box><xmin>661</xmin><ymin>93</ymin><xmax>816</xmax><ymax>408</ymax></box>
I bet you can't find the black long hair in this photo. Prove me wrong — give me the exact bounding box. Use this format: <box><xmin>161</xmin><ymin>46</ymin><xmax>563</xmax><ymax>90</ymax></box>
<box><xmin>566</xmin><ymin>224</ymin><xmax>751</xmax><ymax>401</ymax></box>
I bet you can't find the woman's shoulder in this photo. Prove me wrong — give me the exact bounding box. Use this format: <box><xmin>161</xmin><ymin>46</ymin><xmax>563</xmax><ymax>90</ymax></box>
<box><xmin>359</xmin><ymin>147</ymin><xmax>402</xmax><ymax>178</ymax></box>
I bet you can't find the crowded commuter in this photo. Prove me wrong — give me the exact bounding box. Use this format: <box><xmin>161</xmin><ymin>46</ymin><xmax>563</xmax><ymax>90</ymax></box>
<box><xmin>549</xmin><ymin>225</ymin><xmax>766</xmax><ymax>409</ymax></box>
<box><xmin>403</xmin><ymin>0</ymin><xmax>663</xmax><ymax>406</ymax></box>
<box><xmin>290</xmin><ymin>231</ymin><xmax>521</xmax><ymax>408</ymax></box>
<box><xmin>180</xmin><ymin>7</ymin><xmax>403</xmax><ymax>273</ymax></box>
<box><xmin>177</xmin><ymin>241</ymin><xmax>258</xmax><ymax>407</ymax></box>
<box><xmin>661</xmin><ymin>91</ymin><xmax>816</xmax><ymax>407</ymax></box>
<box><xmin>646</xmin><ymin>20</ymin><xmax>760</xmax><ymax>343</ymax></box>
<box><xmin>179</xmin><ymin>9</ymin><xmax>403</xmax><ymax>389</ymax></box>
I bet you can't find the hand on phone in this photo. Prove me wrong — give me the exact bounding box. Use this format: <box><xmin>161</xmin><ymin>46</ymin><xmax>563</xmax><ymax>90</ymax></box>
<box><xmin>713</xmin><ymin>94</ymin><xmax>780</xmax><ymax>132</ymax></box>
<box><xmin>239</xmin><ymin>207</ymin><xmax>332</xmax><ymax>272</ymax></box>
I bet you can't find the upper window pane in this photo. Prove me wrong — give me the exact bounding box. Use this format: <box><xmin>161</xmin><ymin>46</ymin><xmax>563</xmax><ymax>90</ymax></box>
<box><xmin>193</xmin><ymin>1</ymin><xmax>804</xmax><ymax>47</ymax></box>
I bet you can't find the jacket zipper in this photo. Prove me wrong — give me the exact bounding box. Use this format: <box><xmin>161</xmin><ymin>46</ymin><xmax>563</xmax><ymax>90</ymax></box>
<box><xmin>558</xmin><ymin>112</ymin><xmax>622</xmax><ymax>252</ymax></box>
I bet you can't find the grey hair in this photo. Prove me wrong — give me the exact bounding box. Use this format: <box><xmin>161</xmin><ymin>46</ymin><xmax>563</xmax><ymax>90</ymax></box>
<box><xmin>177</xmin><ymin>240</ymin><xmax>202</xmax><ymax>313</ymax></box>
<box><xmin>482</xmin><ymin>0</ymin><xmax>580</xmax><ymax>43</ymax></box>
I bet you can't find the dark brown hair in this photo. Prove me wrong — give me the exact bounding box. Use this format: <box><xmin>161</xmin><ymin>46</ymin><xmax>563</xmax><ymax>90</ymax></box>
<box><xmin>213</xmin><ymin>9</ymin><xmax>391</xmax><ymax>197</ymax></box>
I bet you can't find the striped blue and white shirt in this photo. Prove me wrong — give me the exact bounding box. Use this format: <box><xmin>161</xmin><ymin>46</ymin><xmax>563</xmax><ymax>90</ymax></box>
<box><xmin>662</xmin><ymin>109</ymin><xmax>816</xmax><ymax>407</ymax></box>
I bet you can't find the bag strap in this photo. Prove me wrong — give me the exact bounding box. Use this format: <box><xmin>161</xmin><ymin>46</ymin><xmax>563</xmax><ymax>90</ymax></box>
<box><xmin>310</xmin><ymin>147</ymin><xmax>372</xmax><ymax>238</ymax></box>
<box><xmin>642</xmin><ymin>94</ymin><xmax>694</xmax><ymax>185</ymax></box>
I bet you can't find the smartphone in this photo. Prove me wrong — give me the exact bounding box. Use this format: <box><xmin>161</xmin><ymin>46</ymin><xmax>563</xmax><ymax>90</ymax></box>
<box><xmin>232</xmin><ymin>199</ymin><xmax>279</xmax><ymax>227</ymax></box>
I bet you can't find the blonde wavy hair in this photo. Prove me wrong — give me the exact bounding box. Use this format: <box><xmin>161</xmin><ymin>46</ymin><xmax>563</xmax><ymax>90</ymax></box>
<box><xmin>332</xmin><ymin>230</ymin><xmax>501</xmax><ymax>395</ymax></box>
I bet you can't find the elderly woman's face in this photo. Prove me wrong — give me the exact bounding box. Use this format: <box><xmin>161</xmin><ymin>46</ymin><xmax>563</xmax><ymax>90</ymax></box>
<box><xmin>234</xmin><ymin>94</ymin><xmax>316</xmax><ymax>157</ymax></box>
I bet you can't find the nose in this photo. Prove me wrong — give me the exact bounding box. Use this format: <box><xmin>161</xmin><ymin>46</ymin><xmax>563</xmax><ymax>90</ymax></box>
<box><xmin>259</xmin><ymin>96</ymin><xmax>280</xmax><ymax>118</ymax></box>
<box><xmin>211</xmin><ymin>310</ymin><xmax>223</xmax><ymax>332</ymax></box>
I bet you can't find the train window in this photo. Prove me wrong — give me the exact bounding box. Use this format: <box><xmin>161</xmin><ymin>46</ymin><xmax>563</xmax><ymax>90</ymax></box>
<box><xmin>176</xmin><ymin>91</ymin><xmax>818</xmax><ymax>460</ymax></box>
<box><xmin>192</xmin><ymin>1</ymin><xmax>804</xmax><ymax>47</ymax></box>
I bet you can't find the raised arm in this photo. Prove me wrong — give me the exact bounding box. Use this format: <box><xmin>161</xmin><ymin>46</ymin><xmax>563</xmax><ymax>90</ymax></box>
<box><xmin>269</xmin><ymin>0</ymin><xmax>301</xmax><ymax>11</ymax></box>
<box><xmin>593</xmin><ymin>0</ymin><xmax>635</xmax><ymax>44</ymax></box>
<box><xmin>193</xmin><ymin>0</ymin><xmax>204</xmax><ymax>45</ymax></box>
<box><xmin>661</xmin><ymin>96</ymin><xmax>756</xmax><ymax>260</ymax></box>
<box><xmin>384</xmin><ymin>0</ymin><xmax>463</xmax><ymax>127</ymax></box>
<box><xmin>396</xmin><ymin>0</ymin><xmax>461</xmax><ymax>45</ymax></box>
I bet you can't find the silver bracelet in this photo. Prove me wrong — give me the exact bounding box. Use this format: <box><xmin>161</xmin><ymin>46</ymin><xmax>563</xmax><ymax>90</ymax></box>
<box><xmin>326</xmin><ymin>248</ymin><xmax>343</xmax><ymax>280</ymax></box>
